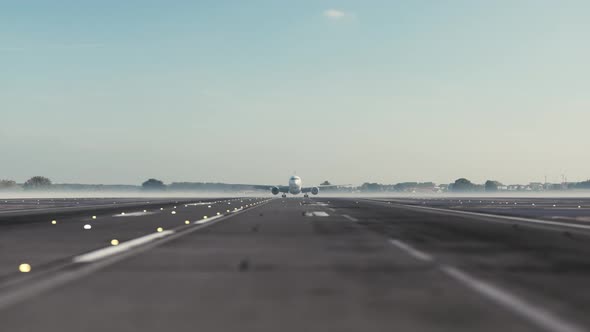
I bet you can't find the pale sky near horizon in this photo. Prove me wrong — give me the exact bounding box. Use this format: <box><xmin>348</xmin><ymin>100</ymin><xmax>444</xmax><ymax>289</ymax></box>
<box><xmin>1</xmin><ymin>1</ymin><xmax>589</xmax><ymax>186</ymax></box>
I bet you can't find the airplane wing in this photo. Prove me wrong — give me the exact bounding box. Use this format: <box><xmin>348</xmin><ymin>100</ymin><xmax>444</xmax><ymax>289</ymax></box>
<box><xmin>301</xmin><ymin>184</ymin><xmax>349</xmax><ymax>193</ymax></box>
<box><xmin>239</xmin><ymin>184</ymin><xmax>289</xmax><ymax>193</ymax></box>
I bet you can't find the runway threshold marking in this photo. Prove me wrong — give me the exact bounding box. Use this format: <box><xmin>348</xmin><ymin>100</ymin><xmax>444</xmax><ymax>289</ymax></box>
<box><xmin>388</xmin><ymin>238</ymin><xmax>584</xmax><ymax>332</ymax></box>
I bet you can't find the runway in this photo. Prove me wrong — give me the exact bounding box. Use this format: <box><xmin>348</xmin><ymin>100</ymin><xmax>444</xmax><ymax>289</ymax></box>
<box><xmin>1</xmin><ymin>197</ymin><xmax>590</xmax><ymax>331</ymax></box>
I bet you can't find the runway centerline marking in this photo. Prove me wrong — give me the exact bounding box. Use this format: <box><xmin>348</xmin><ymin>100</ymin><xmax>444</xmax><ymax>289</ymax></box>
<box><xmin>440</xmin><ymin>265</ymin><xmax>584</xmax><ymax>332</ymax></box>
<box><xmin>388</xmin><ymin>239</ymin><xmax>433</xmax><ymax>262</ymax></box>
<box><xmin>342</xmin><ymin>214</ymin><xmax>359</xmax><ymax>222</ymax></box>
<box><xmin>73</xmin><ymin>230</ymin><xmax>175</xmax><ymax>263</ymax></box>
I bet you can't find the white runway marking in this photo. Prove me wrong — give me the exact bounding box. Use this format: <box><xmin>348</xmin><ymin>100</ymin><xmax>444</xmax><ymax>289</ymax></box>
<box><xmin>194</xmin><ymin>215</ymin><xmax>222</xmax><ymax>224</ymax></box>
<box><xmin>342</xmin><ymin>214</ymin><xmax>358</xmax><ymax>222</ymax></box>
<box><xmin>73</xmin><ymin>230</ymin><xmax>174</xmax><ymax>263</ymax></box>
<box><xmin>304</xmin><ymin>211</ymin><xmax>330</xmax><ymax>217</ymax></box>
<box><xmin>388</xmin><ymin>238</ymin><xmax>583</xmax><ymax>332</ymax></box>
<box><xmin>441</xmin><ymin>265</ymin><xmax>585</xmax><ymax>332</ymax></box>
<box><xmin>0</xmin><ymin>199</ymin><xmax>272</xmax><ymax>312</ymax></box>
<box><xmin>387</xmin><ymin>202</ymin><xmax>590</xmax><ymax>232</ymax></box>
<box><xmin>113</xmin><ymin>211</ymin><xmax>156</xmax><ymax>217</ymax></box>
<box><xmin>388</xmin><ymin>239</ymin><xmax>433</xmax><ymax>262</ymax></box>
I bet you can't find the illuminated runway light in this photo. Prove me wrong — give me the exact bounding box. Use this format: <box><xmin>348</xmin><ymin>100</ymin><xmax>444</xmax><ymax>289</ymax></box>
<box><xmin>579</xmin><ymin>206</ymin><xmax>582</xmax><ymax>208</ymax></box>
<box><xmin>553</xmin><ymin>205</ymin><xmax>556</xmax><ymax>207</ymax></box>
<box><xmin>143</xmin><ymin>210</ymin><xmax>147</xmax><ymax>213</ymax></box>
<box><xmin>185</xmin><ymin>220</ymin><xmax>190</xmax><ymax>225</ymax></box>
<box><xmin>208</xmin><ymin>205</ymin><xmax>211</xmax><ymax>208</ymax></box>
<box><xmin>160</xmin><ymin>208</ymin><xmax>164</xmax><ymax>210</ymax></box>
<box><xmin>51</xmin><ymin>220</ymin><xmax>57</xmax><ymax>225</ymax></box>
<box><xmin>111</xmin><ymin>239</ymin><xmax>119</xmax><ymax>246</ymax></box>
<box><xmin>19</xmin><ymin>263</ymin><xmax>31</xmax><ymax>273</ymax></box>
<box><xmin>157</xmin><ymin>227</ymin><xmax>163</xmax><ymax>232</ymax></box>
<box><xmin>217</xmin><ymin>212</ymin><xmax>220</xmax><ymax>215</ymax></box>
<box><xmin>174</xmin><ymin>206</ymin><xmax>177</xmax><ymax>209</ymax></box>
<box><xmin>121</xmin><ymin>212</ymin><xmax>125</xmax><ymax>215</ymax></box>
<box><xmin>203</xmin><ymin>216</ymin><xmax>208</xmax><ymax>219</ymax></box>
<box><xmin>171</xmin><ymin>211</ymin><xmax>176</xmax><ymax>215</ymax></box>
<box><xmin>226</xmin><ymin>210</ymin><xmax>230</xmax><ymax>213</ymax></box>
<box><xmin>84</xmin><ymin>224</ymin><xmax>92</xmax><ymax>230</ymax></box>
<box><xmin>92</xmin><ymin>216</ymin><xmax>97</xmax><ymax>219</ymax></box>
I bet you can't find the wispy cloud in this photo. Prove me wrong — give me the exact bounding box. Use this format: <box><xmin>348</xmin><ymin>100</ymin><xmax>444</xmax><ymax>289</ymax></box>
<box><xmin>323</xmin><ymin>9</ymin><xmax>354</xmax><ymax>20</ymax></box>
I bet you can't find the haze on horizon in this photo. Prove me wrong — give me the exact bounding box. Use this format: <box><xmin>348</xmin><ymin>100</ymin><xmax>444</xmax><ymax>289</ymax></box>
<box><xmin>1</xmin><ymin>1</ymin><xmax>589</xmax><ymax>186</ymax></box>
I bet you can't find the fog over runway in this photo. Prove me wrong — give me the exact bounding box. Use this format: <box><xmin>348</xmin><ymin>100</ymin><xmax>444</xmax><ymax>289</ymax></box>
<box><xmin>1</xmin><ymin>196</ymin><xmax>590</xmax><ymax>331</ymax></box>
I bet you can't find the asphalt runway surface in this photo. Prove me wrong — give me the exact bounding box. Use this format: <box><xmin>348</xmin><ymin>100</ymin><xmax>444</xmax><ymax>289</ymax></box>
<box><xmin>1</xmin><ymin>197</ymin><xmax>590</xmax><ymax>331</ymax></box>
<box><xmin>388</xmin><ymin>197</ymin><xmax>590</xmax><ymax>222</ymax></box>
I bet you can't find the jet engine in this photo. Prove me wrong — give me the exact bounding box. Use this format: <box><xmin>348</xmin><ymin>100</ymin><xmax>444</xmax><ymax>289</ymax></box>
<box><xmin>271</xmin><ymin>187</ymin><xmax>280</xmax><ymax>195</ymax></box>
<box><xmin>311</xmin><ymin>187</ymin><xmax>320</xmax><ymax>195</ymax></box>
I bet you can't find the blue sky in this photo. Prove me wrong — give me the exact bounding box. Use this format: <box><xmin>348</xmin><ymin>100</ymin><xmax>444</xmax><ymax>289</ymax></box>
<box><xmin>1</xmin><ymin>1</ymin><xmax>589</xmax><ymax>185</ymax></box>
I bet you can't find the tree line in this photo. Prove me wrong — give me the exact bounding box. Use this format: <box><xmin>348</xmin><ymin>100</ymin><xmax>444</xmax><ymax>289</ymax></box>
<box><xmin>2</xmin><ymin>176</ymin><xmax>590</xmax><ymax>192</ymax></box>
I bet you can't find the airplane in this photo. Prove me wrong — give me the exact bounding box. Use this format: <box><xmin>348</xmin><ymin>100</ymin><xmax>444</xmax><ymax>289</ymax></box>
<box><xmin>254</xmin><ymin>176</ymin><xmax>342</xmax><ymax>198</ymax></box>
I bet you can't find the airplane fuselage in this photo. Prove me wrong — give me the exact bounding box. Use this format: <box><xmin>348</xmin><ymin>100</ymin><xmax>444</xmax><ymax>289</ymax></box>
<box><xmin>288</xmin><ymin>176</ymin><xmax>302</xmax><ymax>194</ymax></box>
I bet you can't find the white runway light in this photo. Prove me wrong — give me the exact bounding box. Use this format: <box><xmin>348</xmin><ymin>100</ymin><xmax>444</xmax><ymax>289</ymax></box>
<box><xmin>19</xmin><ymin>263</ymin><xmax>31</xmax><ymax>273</ymax></box>
<box><xmin>92</xmin><ymin>216</ymin><xmax>97</xmax><ymax>219</ymax></box>
<box><xmin>84</xmin><ymin>224</ymin><xmax>92</xmax><ymax>230</ymax></box>
<box><xmin>171</xmin><ymin>211</ymin><xmax>176</xmax><ymax>214</ymax></box>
